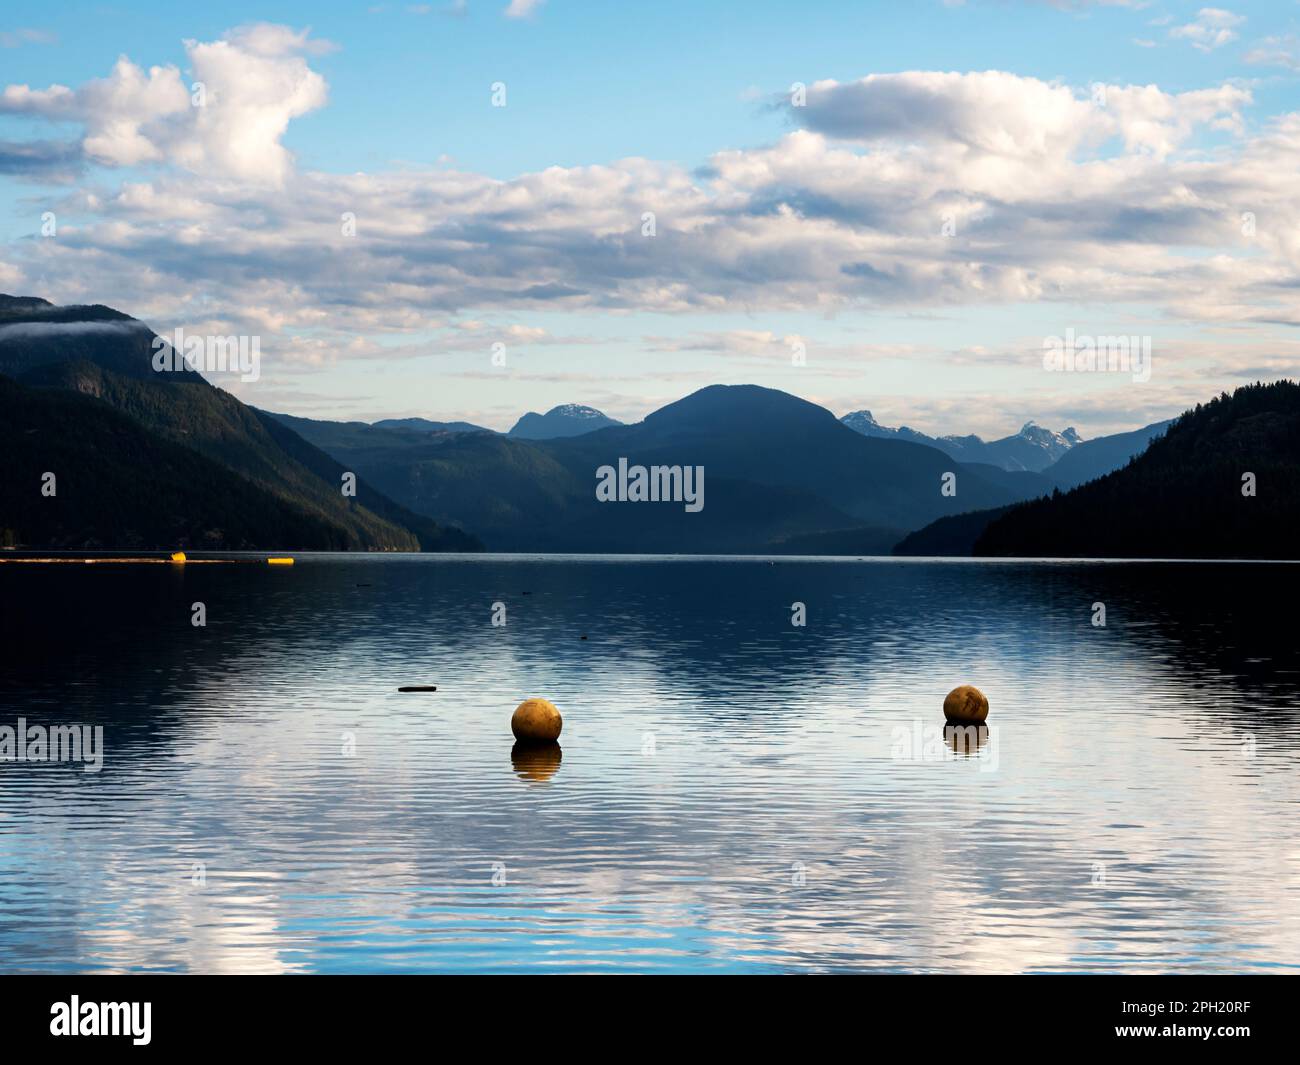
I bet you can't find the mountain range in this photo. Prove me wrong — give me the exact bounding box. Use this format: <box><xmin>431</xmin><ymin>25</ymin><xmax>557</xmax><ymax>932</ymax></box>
<box><xmin>2</xmin><ymin>294</ymin><xmax>1289</xmax><ymax>558</ymax></box>
<box><xmin>274</xmin><ymin>391</ymin><xmax>1172</xmax><ymax>553</ymax></box>
<box><xmin>272</xmin><ymin>384</ymin><xmax>1064</xmax><ymax>552</ymax></box>
<box><xmin>841</xmin><ymin>410</ymin><xmax>1083</xmax><ymax>472</ymax></box>
<box><xmin>373</xmin><ymin>417</ymin><xmax>493</xmax><ymax>435</ymax></box>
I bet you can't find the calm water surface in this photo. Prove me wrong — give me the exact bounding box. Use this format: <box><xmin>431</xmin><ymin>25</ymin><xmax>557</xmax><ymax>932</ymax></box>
<box><xmin>1</xmin><ymin>555</ymin><xmax>1298</xmax><ymax>973</ymax></box>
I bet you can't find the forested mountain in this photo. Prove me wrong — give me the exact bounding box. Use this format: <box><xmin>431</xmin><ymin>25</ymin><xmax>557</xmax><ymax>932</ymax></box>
<box><xmin>373</xmin><ymin>417</ymin><xmax>492</xmax><ymax>434</ymax></box>
<box><xmin>975</xmin><ymin>382</ymin><xmax>1300</xmax><ymax>559</ymax></box>
<box><xmin>296</xmin><ymin>384</ymin><xmax>1050</xmax><ymax>552</ymax></box>
<box><xmin>0</xmin><ymin>296</ymin><xmax>478</xmax><ymax>551</ymax></box>
<box><xmin>0</xmin><ymin>375</ymin><xmax>362</xmax><ymax>549</ymax></box>
<box><xmin>8</xmin><ymin>296</ymin><xmax>1284</xmax><ymax>558</ymax></box>
<box><xmin>1042</xmin><ymin>419</ymin><xmax>1171</xmax><ymax>490</ymax></box>
<box><xmin>893</xmin><ymin>505</ymin><xmax>1017</xmax><ymax>557</ymax></box>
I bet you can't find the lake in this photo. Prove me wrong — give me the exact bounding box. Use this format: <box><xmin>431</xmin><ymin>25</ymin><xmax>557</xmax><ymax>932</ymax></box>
<box><xmin>1</xmin><ymin>555</ymin><xmax>1297</xmax><ymax>973</ymax></box>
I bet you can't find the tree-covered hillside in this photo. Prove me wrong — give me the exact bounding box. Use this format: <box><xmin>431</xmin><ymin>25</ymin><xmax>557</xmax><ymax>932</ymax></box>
<box><xmin>976</xmin><ymin>382</ymin><xmax>1300</xmax><ymax>559</ymax></box>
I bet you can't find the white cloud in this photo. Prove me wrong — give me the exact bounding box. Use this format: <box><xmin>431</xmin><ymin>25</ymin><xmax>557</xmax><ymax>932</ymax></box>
<box><xmin>78</xmin><ymin>58</ymin><xmax>190</xmax><ymax>167</ymax></box>
<box><xmin>221</xmin><ymin>23</ymin><xmax>338</xmax><ymax>57</ymax></box>
<box><xmin>178</xmin><ymin>30</ymin><xmax>329</xmax><ymax>183</ymax></box>
<box><xmin>788</xmin><ymin>71</ymin><xmax>1100</xmax><ymax>157</ymax></box>
<box><xmin>5</xmin><ymin>41</ymin><xmax>1300</xmax><ymax>417</ymax></box>
<box><xmin>504</xmin><ymin>0</ymin><xmax>544</xmax><ymax>18</ymax></box>
<box><xmin>782</xmin><ymin>71</ymin><xmax>1247</xmax><ymax>161</ymax></box>
<box><xmin>1</xmin><ymin>82</ymin><xmax>81</xmax><ymax>119</ymax></box>
<box><xmin>1243</xmin><ymin>34</ymin><xmax>1300</xmax><ymax>72</ymax></box>
<box><xmin>1169</xmin><ymin>8</ymin><xmax>1243</xmax><ymax>52</ymax></box>
<box><xmin>0</xmin><ymin>24</ymin><xmax>332</xmax><ymax>185</ymax></box>
<box><xmin>0</xmin><ymin>319</ymin><xmax>152</xmax><ymax>340</ymax></box>
<box><xmin>0</xmin><ymin>28</ymin><xmax>56</xmax><ymax>48</ymax></box>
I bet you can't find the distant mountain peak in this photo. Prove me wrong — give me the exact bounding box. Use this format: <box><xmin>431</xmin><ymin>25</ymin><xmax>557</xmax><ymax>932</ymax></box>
<box><xmin>840</xmin><ymin>409</ymin><xmax>1083</xmax><ymax>471</ymax></box>
<box><xmin>372</xmin><ymin>416</ymin><xmax>492</xmax><ymax>435</ymax></box>
<box><xmin>0</xmin><ymin>296</ymin><xmax>201</xmax><ymax>384</ymax></box>
<box><xmin>547</xmin><ymin>403</ymin><xmax>609</xmax><ymax>419</ymax></box>
<box><xmin>1018</xmin><ymin>421</ymin><xmax>1084</xmax><ymax>448</ymax></box>
<box><xmin>648</xmin><ymin>384</ymin><xmax>838</xmax><ymax>434</ymax></box>
<box><xmin>0</xmin><ymin>293</ymin><xmax>55</xmax><ymax>315</ymax></box>
<box><xmin>508</xmin><ymin>402</ymin><xmax>622</xmax><ymax>440</ymax></box>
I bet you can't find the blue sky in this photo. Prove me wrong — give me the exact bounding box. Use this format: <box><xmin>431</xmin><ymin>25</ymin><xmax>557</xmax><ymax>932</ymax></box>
<box><xmin>3</xmin><ymin>1</ymin><xmax>1300</xmax><ymax>435</ymax></box>
<box><xmin>5</xmin><ymin>1</ymin><xmax>1292</xmax><ymax>177</ymax></box>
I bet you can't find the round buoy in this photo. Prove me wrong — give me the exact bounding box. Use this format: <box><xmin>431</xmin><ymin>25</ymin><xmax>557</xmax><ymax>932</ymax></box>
<box><xmin>943</xmin><ymin>685</ymin><xmax>988</xmax><ymax>724</ymax></box>
<box><xmin>511</xmin><ymin>697</ymin><xmax>563</xmax><ymax>744</ymax></box>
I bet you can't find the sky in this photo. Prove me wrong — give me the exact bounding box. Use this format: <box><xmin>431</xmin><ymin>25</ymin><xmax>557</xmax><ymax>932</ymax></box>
<box><xmin>3</xmin><ymin>0</ymin><xmax>1300</xmax><ymax>436</ymax></box>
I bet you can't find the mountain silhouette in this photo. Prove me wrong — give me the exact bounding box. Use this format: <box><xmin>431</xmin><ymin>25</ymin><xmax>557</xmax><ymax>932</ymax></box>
<box><xmin>508</xmin><ymin>403</ymin><xmax>622</xmax><ymax>439</ymax></box>
<box><xmin>1042</xmin><ymin>419</ymin><xmax>1171</xmax><ymax>490</ymax></box>
<box><xmin>841</xmin><ymin>408</ymin><xmax>1081</xmax><ymax>471</ymax></box>
<box><xmin>0</xmin><ymin>296</ymin><xmax>479</xmax><ymax>551</ymax></box>
<box><xmin>0</xmin><ymin>374</ymin><xmax>371</xmax><ymax>549</ymax></box>
<box><xmin>976</xmin><ymin>382</ymin><xmax>1300</xmax><ymax>559</ymax></box>
<box><xmin>299</xmin><ymin>384</ymin><xmax>1049</xmax><ymax>551</ymax></box>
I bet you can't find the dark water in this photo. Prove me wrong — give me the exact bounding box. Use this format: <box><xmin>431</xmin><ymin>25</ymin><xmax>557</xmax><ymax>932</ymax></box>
<box><xmin>1</xmin><ymin>555</ymin><xmax>1298</xmax><ymax>973</ymax></box>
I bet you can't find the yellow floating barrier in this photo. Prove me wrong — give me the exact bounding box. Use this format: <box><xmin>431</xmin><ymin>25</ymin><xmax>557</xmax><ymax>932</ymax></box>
<box><xmin>943</xmin><ymin>684</ymin><xmax>989</xmax><ymax>724</ymax></box>
<box><xmin>511</xmin><ymin>697</ymin><xmax>563</xmax><ymax>744</ymax></box>
<box><xmin>267</xmin><ymin>557</ymin><xmax>295</xmax><ymax>565</ymax></box>
<box><xmin>0</xmin><ymin>556</ymin><xmax>232</xmax><ymax>564</ymax></box>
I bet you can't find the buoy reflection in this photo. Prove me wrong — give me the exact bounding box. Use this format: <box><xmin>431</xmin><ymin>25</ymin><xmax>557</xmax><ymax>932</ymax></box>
<box><xmin>511</xmin><ymin>741</ymin><xmax>562</xmax><ymax>783</ymax></box>
<box><xmin>943</xmin><ymin>723</ymin><xmax>989</xmax><ymax>758</ymax></box>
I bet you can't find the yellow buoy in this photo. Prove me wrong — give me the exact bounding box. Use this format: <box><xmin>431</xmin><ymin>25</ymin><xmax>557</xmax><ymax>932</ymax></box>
<box><xmin>943</xmin><ymin>685</ymin><xmax>989</xmax><ymax>724</ymax></box>
<box><xmin>169</xmin><ymin>551</ymin><xmax>187</xmax><ymax>563</ymax></box>
<box><xmin>267</xmin><ymin>557</ymin><xmax>294</xmax><ymax>565</ymax></box>
<box><xmin>511</xmin><ymin>697</ymin><xmax>563</xmax><ymax>744</ymax></box>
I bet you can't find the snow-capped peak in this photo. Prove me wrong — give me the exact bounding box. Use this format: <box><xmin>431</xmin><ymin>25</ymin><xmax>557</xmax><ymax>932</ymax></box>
<box><xmin>548</xmin><ymin>403</ymin><xmax>606</xmax><ymax>420</ymax></box>
<box><xmin>841</xmin><ymin>409</ymin><xmax>881</xmax><ymax>428</ymax></box>
<box><xmin>1019</xmin><ymin>421</ymin><xmax>1078</xmax><ymax>448</ymax></box>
